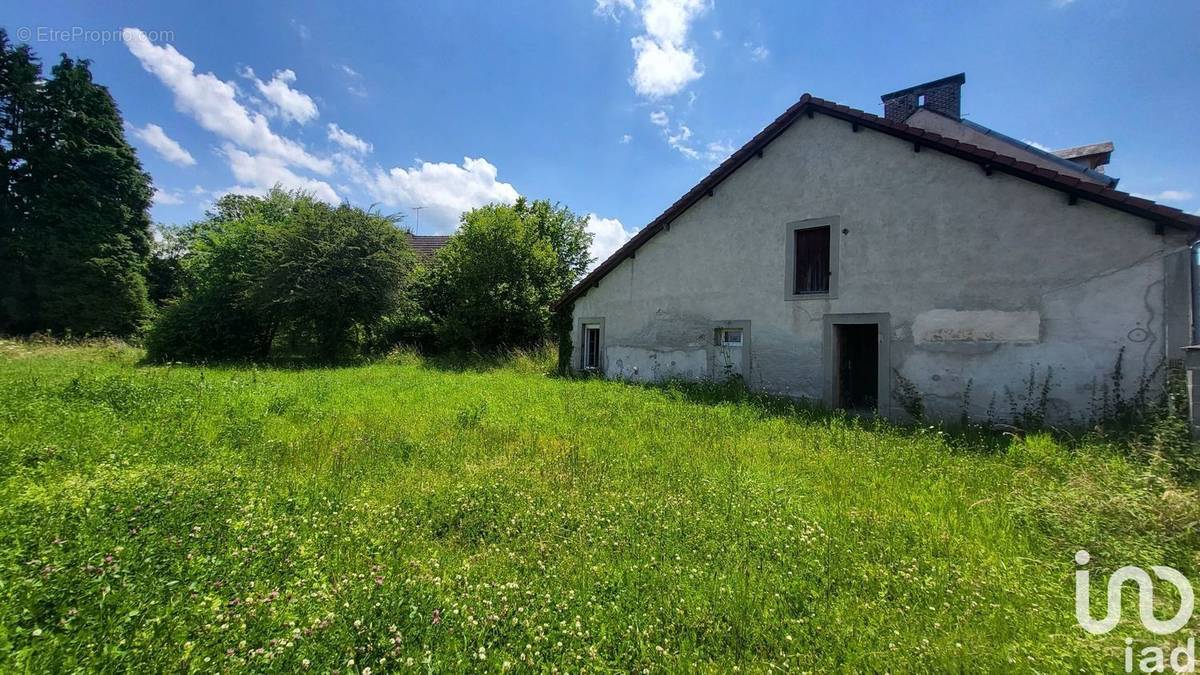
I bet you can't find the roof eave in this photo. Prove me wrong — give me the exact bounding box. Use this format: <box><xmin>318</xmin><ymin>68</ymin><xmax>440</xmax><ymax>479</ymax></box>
<box><xmin>553</xmin><ymin>97</ymin><xmax>1200</xmax><ymax>311</ymax></box>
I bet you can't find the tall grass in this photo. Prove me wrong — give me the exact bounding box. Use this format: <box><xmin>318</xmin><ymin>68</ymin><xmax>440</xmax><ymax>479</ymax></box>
<box><xmin>0</xmin><ymin>339</ymin><xmax>1196</xmax><ymax>672</ymax></box>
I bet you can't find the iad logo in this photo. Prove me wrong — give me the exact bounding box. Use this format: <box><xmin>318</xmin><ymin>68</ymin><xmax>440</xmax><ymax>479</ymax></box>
<box><xmin>1075</xmin><ymin>550</ymin><xmax>1195</xmax><ymax>673</ymax></box>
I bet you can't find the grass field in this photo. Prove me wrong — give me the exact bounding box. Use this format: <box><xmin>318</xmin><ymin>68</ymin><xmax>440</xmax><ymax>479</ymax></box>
<box><xmin>0</xmin><ymin>340</ymin><xmax>1196</xmax><ymax>672</ymax></box>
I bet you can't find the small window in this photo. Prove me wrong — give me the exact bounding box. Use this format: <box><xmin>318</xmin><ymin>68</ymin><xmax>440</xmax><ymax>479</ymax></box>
<box><xmin>917</xmin><ymin>94</ymin><xmax>926</xmax><ymax>107</ymax></box>
<box><xmin>793</xmin><ymin>225</ymin><xmax>831</xmax><ymax>294</ymax></box>
<box><xmin>582</xmin><ymin>324</ymin><xmax>601</xmax><ymax>370</ymax></box>
<box><xmin>719</xmin><ymin>328</ymin><xmax>743</xmax><ymax>347</ymax></box>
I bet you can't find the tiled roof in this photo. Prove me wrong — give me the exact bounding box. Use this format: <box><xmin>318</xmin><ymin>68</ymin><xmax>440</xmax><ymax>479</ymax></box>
<box><xmin>408</xmin><ymin>234</ymin><xmax>450</xmax><ymax>259</ymax></box>
<box><xmin>554</xmin><ymin>94</ymin><xmax>1200</xmax><ymax>310</ymax></box>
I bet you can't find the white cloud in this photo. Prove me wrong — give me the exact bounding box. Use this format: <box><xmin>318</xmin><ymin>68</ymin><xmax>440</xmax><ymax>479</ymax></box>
<box><xmin>594</xmin><ymin>0</ymin><xmax>635</xmax><ymax>18</ymax></box>
<box><xmin>619</xmin><ymin>133</ymin><xmax>632</xmax><ymax>144</ymax></box>
<box><xmin>745</xmin><ymin>42</ymin><xmax>769</xmax><ymax>62</ymax></box>
<box><xmin>649</xmin><ymin>109</ymin><xmax>720</xmax><ymax>161</ymax></box>
<box><xmin>641</xmin><ymin>0</ymin><xmax>707</xmax><ymax>44</ymax></box>
<box><xmin>291</xmin><ymin>19</ymin><xmax>311</xmax><ymax>40</ymax></box>
<box><xmin>332</xmin><ymin>151</ymin><xmax>369</xmax><ymax>180</ymax></box>
<box><xmin>585</xmin><ymin>214</ymin><xmax>634</xmax><ymax>270</ymax></box>
<box><xmin>153</xmin><ymin>187</ymin><xmax>185</xmax><ymax>206</ymax></box>
<box><xmin>327</xmin><ymin>123</ymin><xmax>373</xmax><ymax>154</ymax></box>
<box><xmin>366</xmin><ymin>157</ymin><xmax>520</xmax><ymax>234</ymax></box>
<box><xmin>602</xmin><ymin>0</ymin><xmax>708</xmax><ymax>100</ymax></box>
<box><xmin>122</xmin><ymin>28</ymin><xmax>331</xmax><ymax>174</ymax></box>
<box><xmin>221</xmin><ymin>145</ymin><xmax>340</xmax><ymax>203</ymax></box>
<box><xmin>631</xmin><ymin>37</ymin><xmax>703</xmax><ymax>99</ymax></box>
<box><xmin>211</xmin><ymin>185</ymin><xmax>263</xmax><ymax>200</ymax></box>
<box><xmin>340</xmin><ymin>64</ymin><xmax>368</xmax><ymax>98</ymax></box>
<box><xmin>1132</xmin><ymin>189</ymin><xmax>1194</xmax><ymax>203</ymax></box>
<box><xmin>704</xmin><ymin>140</ymin><xmax>734</xmax><ymax>162</ymax></box>
<box><xmin>666</xmin><ymin>123</ymin><xmax>698</xmax><ymax>159</ymax></box>
<box><xmin>129</xmin><ymin>122</ymin><xmax>196</xmax><ymax>166</ymax></box>
<box><xmin>243</xmin><ymin>67</ymin><xmax>318</xmax><ymax>125</ymax></box>
<box><xmin>1022</xmin><ymin>139</ymin><xmax>1053</xmax><ymax>152</ymax></box>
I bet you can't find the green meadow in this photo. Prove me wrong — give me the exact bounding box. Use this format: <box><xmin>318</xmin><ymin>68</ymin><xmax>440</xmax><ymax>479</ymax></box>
<box><xmin>0</xmin><ymin>340</ymin><xmax>1196</xmax><ymax>672</ymax></box>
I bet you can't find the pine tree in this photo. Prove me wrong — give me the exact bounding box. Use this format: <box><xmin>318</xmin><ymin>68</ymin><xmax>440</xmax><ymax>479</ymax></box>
<box><xmin>2</xmin><ymin>41</ymin><xmax>154</xmax><ymax>336</ymax></box>
<box><xmin>0</xmin><ymin>30</ymin><xmax>43</xmax><ymax>332</ymax></box>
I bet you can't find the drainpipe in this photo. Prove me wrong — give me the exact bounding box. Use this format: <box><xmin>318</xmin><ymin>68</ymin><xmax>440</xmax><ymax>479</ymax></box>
<box><xmin>1187</xmin><ymin>240</ymin><xmax>1200</xmax><ymax>438</ymax></box>
<box><xmin>1192</xmin><ymin>240</ymin><xmax>1200</xmax><ymax>344</ymax></box>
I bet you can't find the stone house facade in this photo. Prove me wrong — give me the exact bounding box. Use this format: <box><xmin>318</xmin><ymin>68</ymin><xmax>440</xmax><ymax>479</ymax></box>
<box><xmin>556</xmin><ymin>75</ymin><xmax>1200</xmax><ymax>422</ymax></box>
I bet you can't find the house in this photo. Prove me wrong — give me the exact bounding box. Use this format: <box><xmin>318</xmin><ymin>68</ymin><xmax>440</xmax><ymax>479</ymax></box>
<box><xmin>407</xmin><ymin>234</ymin><xmax>451</xmax><ymax>261</ymax></box>
<box><xmin>556</xmin><ymin>74</ymin><xmax>1200</xmax><ymax>422</ymax></box>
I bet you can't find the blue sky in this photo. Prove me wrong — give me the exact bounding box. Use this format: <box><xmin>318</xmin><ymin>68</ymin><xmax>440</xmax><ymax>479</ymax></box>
<box><xmin>7</xmin><ymin>1</ymin><xmax>1199</xmax><ymax>263</ymax></box>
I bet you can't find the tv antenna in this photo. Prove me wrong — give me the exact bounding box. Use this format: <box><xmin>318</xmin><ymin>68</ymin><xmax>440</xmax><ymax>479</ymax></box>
<box><xmin>410</xmin><ymin>206</ymin><xmax>425</xmax><ymax>234</ymax></box>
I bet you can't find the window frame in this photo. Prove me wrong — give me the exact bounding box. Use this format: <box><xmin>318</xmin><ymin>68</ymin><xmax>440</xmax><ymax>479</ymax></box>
<box><xmin>719</xmin><ymin>328</ymin><xmax>744</xmax><ymax>347</ymax></box>
<box><xmin>577</xmin><ymin>317</ymin><xmax>605</xmax><ymax>373</ymax></box>
<box><xmin>709</xmin><ymin>321</ymin><xmax>752</xmax><ymax>384</ymax></box>
<box><xmin>784</xmin><ymin>216</ymin><xmax>839</xmax><ymax>301</ymax></box>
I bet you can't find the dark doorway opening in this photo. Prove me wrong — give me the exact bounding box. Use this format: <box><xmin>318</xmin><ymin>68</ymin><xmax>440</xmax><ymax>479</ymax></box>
<box><xmin>835</xmin><ymin>323</ymin><xmax>878</xmax><ymax>411</ymax></box>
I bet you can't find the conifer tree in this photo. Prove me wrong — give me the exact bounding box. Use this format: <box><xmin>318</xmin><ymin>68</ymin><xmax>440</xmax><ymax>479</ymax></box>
<box><xmin>0</xmin><ymin>31</ymin><xmax>153</xmax><ymax>335</ymax></box>
<box><xmin>0</xmin><ymin>30</ymin><xmax>43</xmax><ymax>331</ymax></box>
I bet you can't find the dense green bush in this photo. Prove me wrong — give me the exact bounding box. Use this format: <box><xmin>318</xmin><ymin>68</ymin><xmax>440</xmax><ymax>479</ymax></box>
<box><xmin>418</xmin><ymin>198</ymin><xmax>591</xmax><ymax>350</ymax></box>
<box><xmin>146</xmin><ymin>189</ymin><xmax>414</xmax><ymax>362</ymax></box>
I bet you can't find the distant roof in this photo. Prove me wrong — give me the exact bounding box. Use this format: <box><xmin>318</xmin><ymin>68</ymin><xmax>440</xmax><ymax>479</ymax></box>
<box><xmin>1052</xmin><ymin>141</ymin><xmax>1115</xmax><ymax>167</ymax></box>
<box><xmin>555</xmin><ymin>93</ymin><xmax>1200</xmax><ymax>310</ymax></box>
<box><xmin>958</xmin><ymin>119</ymin><xmax>1119</xmax><ymax>188</ymax></box>
<box><xmin>408</xmin><ymin>234</ymin><xmax>450</xmax><ymax>259</ymax></box>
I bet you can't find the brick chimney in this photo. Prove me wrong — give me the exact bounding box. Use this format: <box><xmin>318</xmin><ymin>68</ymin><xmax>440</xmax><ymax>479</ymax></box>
<box><xmin>881</xmin><ymin>73</ymin><xmax>966</xmax><ymax>123</ymax></box>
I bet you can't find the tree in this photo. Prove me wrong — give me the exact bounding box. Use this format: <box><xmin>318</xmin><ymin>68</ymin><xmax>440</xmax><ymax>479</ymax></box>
<box><xmin>420</xmin><ymin>199</ymin><xmax>593</xmax><ymax>349</ymax></box>
<box><xmin>146</xmin><ymin>188</ymin><xmax>415</xmax><ymax>362</ymax></box>
<box><xmin>145</xmin><ymin>225</ymin><xmax>187</xmax><ymax>308</ymax></box>
<box><xmin>28</xmin><ymin>55</ymin><xmax>153</xmax><ymax>335</ymax></box>
<box><xmin>513</xmin><ymin>198</ymin><xmax>592</xmax><ymax>299</ymax></box>
<box><xmin>256</xmin><ymin>201</ymin><xmax>413</xmax><ymax>360</ymax></box>
<box><xmin>0</xmin><ymin>30</ymin><xmax>42</xmax><ymax>331</ymax></box>
<box><xmin>145</xmin><ymin>214</ymin><xmax>279</xmax><ymax>361</ymax></box>
<box><xmin>0</xmin><ymin>33</ymin><xmax>153</xmax><ymax>336</ymax></box>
